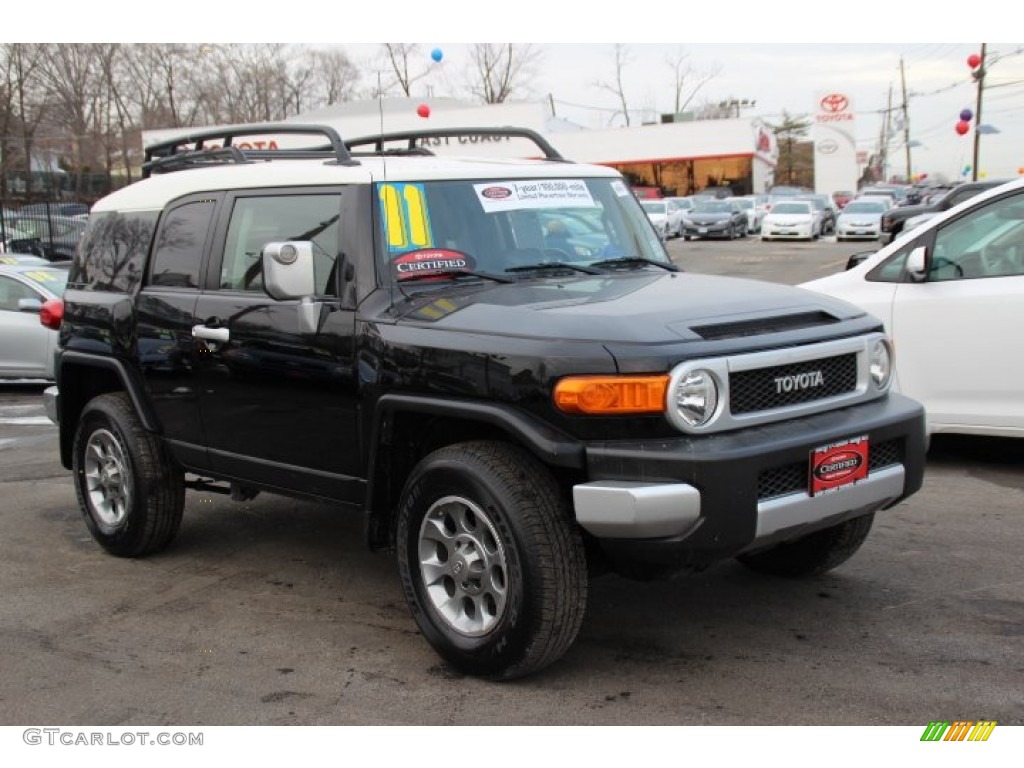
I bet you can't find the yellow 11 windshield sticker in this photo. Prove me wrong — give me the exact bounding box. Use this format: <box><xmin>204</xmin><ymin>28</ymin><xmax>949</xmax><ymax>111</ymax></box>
<box><xmin>379</xmin><ymin>183</ymin><xmax>434</xmax><ymax>254</ymax></box>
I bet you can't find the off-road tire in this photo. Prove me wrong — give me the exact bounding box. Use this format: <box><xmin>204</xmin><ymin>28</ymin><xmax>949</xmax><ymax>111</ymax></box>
<box><xmin>736</xmin><ymin>513</ymin><xmax>876</xmax><ymax>578</ymax></box>
<box><xmin>72</xmin><ymin>393</ymin><xmax>185</xmax><ymax>557</ymax></box>
<box><xmin>396</xmin><ymin>440</ymin><xmax>587</xmax><ymax>680</ymax></box>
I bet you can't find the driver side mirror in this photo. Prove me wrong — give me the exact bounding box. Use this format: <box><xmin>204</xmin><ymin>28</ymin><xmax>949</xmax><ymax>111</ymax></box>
<box><xmin>906</xmin><ymin>245</ymin><xmax>928</xmax><ymax>282</ymax></box>
<box><xmin>18</xmin><ymin>297</ymin><xmax>42</xmax><ymax>313</ymax></box>
<box><xmin>262</xmin><ymin>241</ymin><xmax>315</xmax><ymax>300</ymax></box>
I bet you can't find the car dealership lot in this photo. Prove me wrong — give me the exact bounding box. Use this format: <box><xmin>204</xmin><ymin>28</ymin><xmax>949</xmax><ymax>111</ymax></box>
<box><xmin>1</xmin><ymin>238</ymin><xmax>1021</xmax><ymax>725</ymax></box>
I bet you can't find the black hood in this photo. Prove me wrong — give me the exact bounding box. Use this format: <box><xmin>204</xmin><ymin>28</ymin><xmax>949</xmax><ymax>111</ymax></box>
<box><xmin>391</xmin><ymin>271</ymin><xmax>865</xmax><ymax>344</ymax></box>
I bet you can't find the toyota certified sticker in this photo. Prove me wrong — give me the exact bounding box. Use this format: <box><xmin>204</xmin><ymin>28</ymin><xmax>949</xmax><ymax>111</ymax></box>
<box><xmin>481</xmin><ymin>186</ymin><xmax>513</xmax><ymax>199</ymax></box>
<box><xmin>394</xmin><ymin>249</ymin><xmax>476</xmax><ymax>280</ymax></box>
<box><xmin>809</xmin><ymin>435</ymin><xmax>869</xmax><ymax>495</ymax></box>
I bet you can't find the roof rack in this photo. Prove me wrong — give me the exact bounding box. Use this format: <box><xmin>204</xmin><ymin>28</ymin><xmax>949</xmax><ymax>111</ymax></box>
<box><xmin>344</xmin><ymin>127</ymin><xmax>568</xmax><ymax>162</ymax></box>
<box><xmin>142</xmin><ymin>123</ymin><xmax>359</xmax><ymax>178</ymax></box>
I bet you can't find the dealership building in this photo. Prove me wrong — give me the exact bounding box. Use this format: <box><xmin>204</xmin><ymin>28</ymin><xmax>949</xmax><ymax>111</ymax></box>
<box><xmin>144</xmin><ymin>98</ymin><xmax>787</xmax><ymax>197</ymax></box>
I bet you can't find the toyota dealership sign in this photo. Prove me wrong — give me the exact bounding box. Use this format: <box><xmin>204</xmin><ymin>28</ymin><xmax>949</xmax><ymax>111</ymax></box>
<box><xmin>813</xmin><ymin>92</ymin><xmax>857</xmax><ymax>196</ymax></box>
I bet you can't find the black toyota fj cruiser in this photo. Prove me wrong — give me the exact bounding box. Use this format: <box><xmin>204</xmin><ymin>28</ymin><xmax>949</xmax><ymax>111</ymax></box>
<box><xmin>42</xmin><ymin>125</ymin><xmax>926</xmax><ymax>679</ymax></box>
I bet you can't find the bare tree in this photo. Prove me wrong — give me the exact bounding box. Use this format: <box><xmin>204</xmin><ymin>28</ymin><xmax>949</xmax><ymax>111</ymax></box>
<box><xmin>665</xmin><ymin>47</ymin><xmax>722</xmax><ymax>115</ymax></box>
<box><xmin>595</xmin><ymin>44</ymin><xmax>632</xmax><ymax>127</ymax></box>
<box><xmin>380</xmin><ymin>43</ymin><xmax>431</xmax><ymax>97</ymax></box>
<box><xmin>465</xmin><ymin>44</ymin><xmax>540</xmax><ymax>104</ymax></box>
<box><xmin>306</xmin><ymin>48</ymin><xmax>360</xmax><ymax>107</ymax></box>
<box><xmin>0</xmin><ymin>44</ymin><xmax>47</xmax><ymax>198</ymax></box>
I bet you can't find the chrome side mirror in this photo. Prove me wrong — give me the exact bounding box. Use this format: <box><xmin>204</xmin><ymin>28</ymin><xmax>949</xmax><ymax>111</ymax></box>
<box><xmin>906</xmin><ymin>245</ymin><xmax>927</xmax><ymax>281</ymax></box>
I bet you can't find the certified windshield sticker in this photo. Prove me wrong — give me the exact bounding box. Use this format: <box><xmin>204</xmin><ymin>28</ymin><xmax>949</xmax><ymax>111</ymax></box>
<box><xmin>379</xmin><ymin>182</ymin><xmax>435</xmax><ymax>254</ymax></box>
<box><xmin>474</xmin><ymin>180</ymin><xmax>597</xmax><ymax>212</ymax></box>
<box><xmin>611</xmin><ymin>180</ymin><xmax>630</xmax><ymax>197</ymax></box>
<box><xmin>394</xmin><ymin>249</ymin><xmax>476</xmax><ymax>280</ymax></box>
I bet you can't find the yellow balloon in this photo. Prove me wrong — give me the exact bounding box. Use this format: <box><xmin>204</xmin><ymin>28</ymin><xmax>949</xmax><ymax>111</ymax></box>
<box><xmin>980</xmin><ymin>171</ymin><xmax>987</xmax><ymax>178</ymax></box>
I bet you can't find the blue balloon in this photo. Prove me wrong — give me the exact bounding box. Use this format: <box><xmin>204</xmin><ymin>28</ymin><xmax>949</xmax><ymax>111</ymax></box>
<box><xmin>960</xmin><ymin>108</ymin><xmax>973</xmax><ymax>122</ymax></box>
<box><xmin>431</xmin><ymin>48</ymin><xmax>443</xmax><ymax>63</ymax></box>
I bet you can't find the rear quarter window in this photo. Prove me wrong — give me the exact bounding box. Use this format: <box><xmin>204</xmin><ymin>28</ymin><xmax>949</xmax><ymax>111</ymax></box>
<box><xmin>69</xmin><ymin>211</ymin><xmax>158</xmax><ymax>292</ymax></box>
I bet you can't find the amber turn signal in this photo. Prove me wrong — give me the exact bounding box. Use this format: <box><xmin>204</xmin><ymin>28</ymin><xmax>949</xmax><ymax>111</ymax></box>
<box><xmin>554</xmin><ymin>375</ymin><xmax>668</xmax><ymax>415</ymax></box>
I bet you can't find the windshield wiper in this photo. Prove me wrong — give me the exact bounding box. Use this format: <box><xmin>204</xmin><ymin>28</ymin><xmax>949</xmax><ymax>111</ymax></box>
<box><xmin>589</xmin><ymin>257</ymin><xmax>679</xmax><ymax>272</ymax></box>
<box><xmin>397</xmin><ymin>269</ymin><xmax>513</xmax><ymax>284</ymax></box>
<box><xmin>505</xmin><ymin>261</ymin><xmax>602</xmax><ymax>276</ymax></box>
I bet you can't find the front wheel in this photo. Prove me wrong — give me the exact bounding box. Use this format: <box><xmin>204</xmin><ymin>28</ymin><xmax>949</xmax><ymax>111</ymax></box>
<box><xmin>736</xmin><ymin>513</ymin><xmax>875</xmax><ymax>577</ymax></box>
<box><xmin>72</xmin><ymin>393</ymin><xmax>185</xmax><ymax>557</ymax></box>
<box><xmin>396</xmin><ymin>441</ymin><xmax>587</xmax><ymax>680</ymax></box>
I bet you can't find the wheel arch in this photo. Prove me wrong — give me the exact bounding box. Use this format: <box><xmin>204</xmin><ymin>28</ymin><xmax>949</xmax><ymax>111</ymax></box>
<box><xmin>56</xmin><ymin>351</ymin><xmax>161</xmax><ymax>469</ymax></box>
<box><xmin>363</xmin><ymin>395</ymin><xmax>585</xmax><ymax>551</ymax></box>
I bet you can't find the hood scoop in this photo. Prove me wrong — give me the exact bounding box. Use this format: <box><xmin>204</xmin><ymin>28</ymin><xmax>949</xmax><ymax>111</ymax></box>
<box><xmin>691</xmin><ymin>311</ymin><xmax>839</xmax><ymax>340</ymax></box>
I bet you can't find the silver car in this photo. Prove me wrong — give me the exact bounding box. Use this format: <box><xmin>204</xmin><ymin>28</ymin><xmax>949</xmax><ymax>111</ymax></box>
<box><xmin>835</xmin><ymin>199</ymin><xmax>889</xmax><ymax>242</ymax></box>
<box><xmin>0</xmin><ymin>263</ymin><xmax>68</xmax><ymax>379</ymax></box>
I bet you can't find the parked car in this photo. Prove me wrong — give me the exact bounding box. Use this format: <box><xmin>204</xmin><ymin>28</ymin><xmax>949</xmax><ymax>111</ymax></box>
<box><xmin>666</xmin><ymin>196</ymin><xmax>695</xmax><ymax>217</ymax></box>
<box><xmin>856</xmin><ymin>189</ymin><xmax>898</xmax><ymax>209</ymax></box>
<box><xmin>0</xmin><ymin>253</ymin><xmax>53</xmax><ymax>267</ymax></box>
<box><xmin>680</xmin><ymin>199</ymin><xmax>748</xmax><ymax>240</ymax></box>
<box><xmin>879</xmin><ymin>179</ymin><xmax>1008</xmax><ymax>244</ymax></box>
<box><xmin>1</xmin><ymin>224</ymin><xmax>46</xmax><ymax>257</ymax></box>
<box><xmin>835</xmin><ymin>199</ymin><xmax>889</xmax><ymax>242</ymax></box>
<box><xmin>761</xmin><ymin>200</ymin><xmax>820</xmax><ymax>241</ymax></box>
<box><xmin>726</xmin><ymin>197</ymin><xmax>763</xmax><ymax>234</ymax></box>
<box><xmin>2</xmin><ymin>214</ymin><xmax>86</xmax><ymax>261</ymax></box>
<box><xmin>0</xmin><ymin>263</ymin><xmax>68</xmax><ymax>379</ymax></box>
<box><xmin>19</xmin><ymin>202</ymin><xmax>91</xmax><ymax>218</ymax></box>
<box><xmin>640</xmin><ymin>198</ymin><xmax>684</xmax><ymax>239</ymax></box>
<box><xmin>802</xmin><ymin>178</ymin><xmax>1024</xmax><ymax>438</ymax></box>
<box><xmin>41</xmin><ymin>122</ymin><xmax>927</xmax><ymax>680</ymax></box>
<box><xmin>796</xmin><ymin>195</ymin><xmax>837</xmax><ymax>236</ymax></box>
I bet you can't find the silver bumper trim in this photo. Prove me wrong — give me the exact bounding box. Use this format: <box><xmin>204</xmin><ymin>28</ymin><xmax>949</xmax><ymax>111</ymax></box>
<box><xmin>755</xmin><ymin>464</ymin><xmax>905</xmax><ymax>540</ymax></box>
<box><xmin>573</xmin><ymin>481</ymin><xmax>701</xmax><ymax>539</ymax></box>
<box><xmin>43</xmin><ymin>386</ymin><xmax>59</xmax><ymax>425</ymax></box>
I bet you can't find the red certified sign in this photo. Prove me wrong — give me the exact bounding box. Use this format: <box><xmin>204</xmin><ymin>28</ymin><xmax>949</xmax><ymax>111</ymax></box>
<box><xmin>481</xmin><ymin>186</ymin><xmax>513</xmax><ymax>199</ymax></box>
<box><xmin>809</xmin><ymin>435</ymin><xmax>869</xmax><ymax>496</ymax></box>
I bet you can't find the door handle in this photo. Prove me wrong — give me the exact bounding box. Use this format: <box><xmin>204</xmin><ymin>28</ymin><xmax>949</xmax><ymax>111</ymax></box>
<box><xmin>192</xmin><ymin>325</ymin><xmax>230</xmax><ymax>342</ymax></box>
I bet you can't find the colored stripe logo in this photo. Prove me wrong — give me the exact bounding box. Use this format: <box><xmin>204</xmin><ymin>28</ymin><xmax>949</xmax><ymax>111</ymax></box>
<box><xmin>920</xmin><ymin>721</ymin><xmax>997</xmax><ymax>741</ymax></box>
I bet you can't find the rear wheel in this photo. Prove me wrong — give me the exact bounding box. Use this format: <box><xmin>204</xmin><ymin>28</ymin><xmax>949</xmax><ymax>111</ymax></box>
<box><xmin>396</xmin><ymin>441</ymin><xmax>587</xmax><ymax>679</ymax></box>
<box><xmin>73</xmin><ymin>393</ymin><xmax>184</xmax><ymax>557</ymax></box>
<box><xmin>736</xmin><ymin>513</ymin><xmax>875</xmax><ymax>577</ymax></box>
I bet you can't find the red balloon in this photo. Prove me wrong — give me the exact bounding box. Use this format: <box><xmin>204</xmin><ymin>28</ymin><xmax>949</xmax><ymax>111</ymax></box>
<box><xmin>416</xmin><ymin>103</ymin><xmax>431</xmax><ymax>118</ymax></box>
<box><xmin>956</xmin><ymin>120</ymin><xmax>970</xmax><ymax>136</ymax></box>
<box><xmin>967</xmin><ymin>53</ymin><xmax>982</xmax><ymax>69</ymax></box>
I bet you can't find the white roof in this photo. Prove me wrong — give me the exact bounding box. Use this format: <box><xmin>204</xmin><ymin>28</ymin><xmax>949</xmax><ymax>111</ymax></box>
<box><xmin>95</xmin><ymin>155</ymin><xmax>620</xmax><ymax>212</ymax></box>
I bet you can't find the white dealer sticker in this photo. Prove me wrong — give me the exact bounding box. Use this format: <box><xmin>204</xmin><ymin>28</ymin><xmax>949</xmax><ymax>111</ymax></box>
<box><xmin>473</xmin><ymin>180</ymin><xmax>597</xmax><ymax>212</ymax></box>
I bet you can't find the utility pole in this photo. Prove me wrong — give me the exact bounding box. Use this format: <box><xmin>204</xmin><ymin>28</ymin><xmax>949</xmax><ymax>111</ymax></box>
<box><xmin>900</xmin><ymin>57</ymin><xmax>911</xmax><ymax>181</ymax></box>
<box><xmin>972</xmin><ymin>43</ymin><xmax>987</xmax><ymax>182</ymax></box>
<box><xmin>878</xmin><ymin>84</ymin><xmax>893</xmax><ymax>182</ymax></box>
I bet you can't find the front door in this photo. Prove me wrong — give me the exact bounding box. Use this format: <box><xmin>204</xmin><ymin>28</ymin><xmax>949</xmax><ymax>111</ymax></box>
<box><xmin>193</xmin><ymin>188</ymin><xmax>361</xmax><ymax>502</ymax></box>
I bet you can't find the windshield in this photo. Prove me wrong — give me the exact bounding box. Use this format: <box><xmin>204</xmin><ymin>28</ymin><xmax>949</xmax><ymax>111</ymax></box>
<box><xmin>770</xmin><ymin>202</ymin><xmax>811</xmax><ymax>215</ymax></box>
<box><xmin>693</xmin><ymin>201</ymin><xmax>731</xmax><ymax>214</ymax></box>
<box><xmin>729</xmin><ymin>199</ymin><xmax>753</xmax><ymax>210</ymax></box>
<box><xmin>377</xmin><ymin>177</ymin><xmax>669</xmax><ymax>282</ymax></box>
<box><xmin>640</xmin><ymin>201</ymin><xmax>667</xmax><ymax>214</ymax></box>
<box><xmin>843</xmin><ymin>201</ymin><xmax>886</xmax><ymax>214</ymax></box>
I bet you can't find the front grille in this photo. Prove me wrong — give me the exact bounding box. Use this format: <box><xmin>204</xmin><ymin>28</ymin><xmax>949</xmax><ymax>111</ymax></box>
<box><xmin>756</xmin><ymin>438</ymin><xmax>903</xmax><ymax>501</ymax></box>
<box><xmin>731</xmin><ymin>353</ymin><xmax>857</xmax><ymax>415</ymax></box>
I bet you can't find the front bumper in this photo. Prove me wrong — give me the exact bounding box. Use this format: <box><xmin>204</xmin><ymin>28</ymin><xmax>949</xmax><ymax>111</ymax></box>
<box><xmin>43</xmin><ymin>386</ymin><xmax>59</xmax><ymax>425</ymax></box>
<box><xmin>837</xmin><ymin>225</ymin><xmax>880</xmax><ymax>239</ymax></box>
<box><xmin>762</xmin><ymin>223</ymin><xmax>813</xmax><ymax>239</ymax></box>
<box><xmin>571</xmin><ymin>393</ymin><xmax>925</xmax><ymax>570</ymax></box>
<box><xmin>682</xmin><ymin>222</ymin><xmax>731</xmax><ymax>238</ymax></box>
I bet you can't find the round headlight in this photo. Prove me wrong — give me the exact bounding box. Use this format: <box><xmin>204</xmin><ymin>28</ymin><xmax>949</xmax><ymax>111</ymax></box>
<box><xmin>671</xmin><ymin>368</ymin><xmax>720</xmax><ymax>429</ymax></box>
<box><xmin>869</xmin><ymin>338</ymin><xmax>893</xmax><ymax>389</ymax></box>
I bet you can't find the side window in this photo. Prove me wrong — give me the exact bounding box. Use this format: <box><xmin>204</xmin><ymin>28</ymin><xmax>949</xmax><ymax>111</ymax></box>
<box><xmin>867</xmin><ymin>240</ymin><xmax>918</xmax><ymax>283</ymax></box>
<box><xmin>930</xmin><ymin>194</ymin><xmax>1024</xmax><ymax>282</ymax></box>
<box><xmin>69</xmin><ymin>211</ymin><xmax>158</xmax><ymax>292</ymax></box>
<box><xmin>149</xmin><ymin>200</ymin><xmax>216</xmax><ymax>288</ymax></box>
<box><xmin>220</xmin><ymin>194</ymin><xmax>340</xmax><ymax>295</ymax></box>
<box><xmin>0</xmin><ymin>276</ymin><xmax>38</xmax><ymax>312</ymax></box>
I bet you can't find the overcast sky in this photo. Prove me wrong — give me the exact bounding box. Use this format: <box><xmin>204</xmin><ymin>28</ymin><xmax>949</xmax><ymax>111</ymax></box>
<box><xmin>17</xmin><ymin>5</ymin><xmax>1024</xmax><ymax>182</ymax></box>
